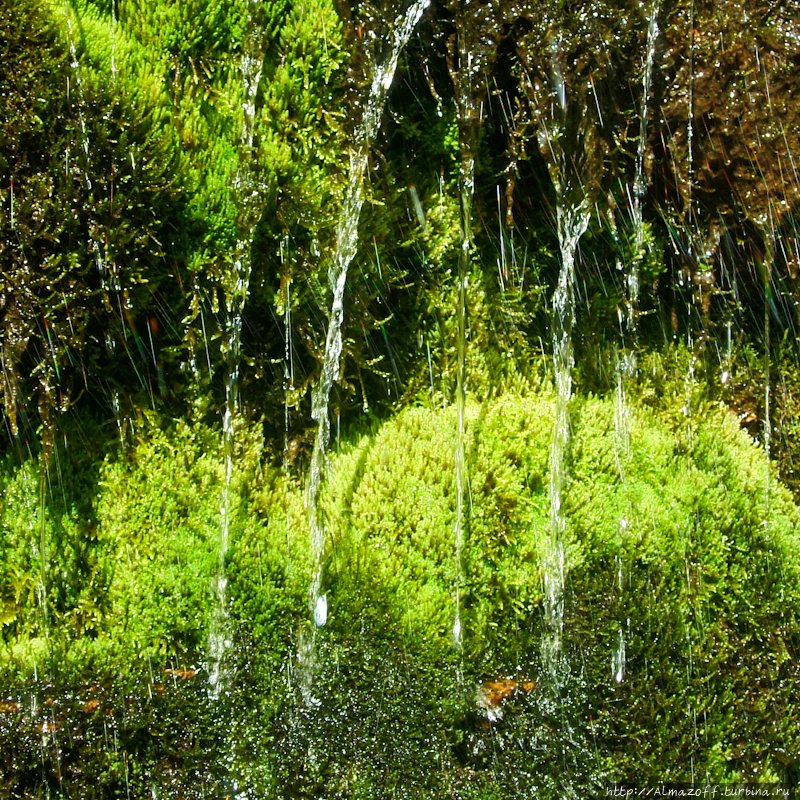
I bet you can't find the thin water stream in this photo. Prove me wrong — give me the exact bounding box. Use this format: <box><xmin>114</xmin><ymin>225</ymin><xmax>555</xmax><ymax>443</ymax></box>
<box><xmin>452</xmin><ymin>42</ymin><xmax>479</xmax><ymax>654</ymax></box>
<box><xmin>612</xmin><ymin>0</ymin><xmax>661</xmax><ymax>684</ymax></box>
<box><xmin>207</xmin><ymin>2</ymin><xmax>265</xmax><ymax>699</ymax></box>
<box><xmin>529</xmin><ymin>25</ymin><xmax>593</xmax><ymax>693</ymax></box>
<box><xmin>544</xmin><ymin>201</ymin><xmax>589</xmax><ymax>677</ymax></box>
<box><xmin>63</xmin><ymin>8</ymin><xmax>107</xmax><ymax>292</ymax></box>
<box><xmin>628</xmin><ymin>0</ymin><xmax>661</xmax><ymax>329</ymax></box>
<box><xmin>304</xmin><ymin>0</ymin><xmax>430</xmax><ymax>639</ymax></box>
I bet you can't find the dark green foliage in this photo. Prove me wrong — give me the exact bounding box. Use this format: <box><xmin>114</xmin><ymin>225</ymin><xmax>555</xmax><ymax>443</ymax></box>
<box><xmin>0</xmin><ymin>0</ymin><xmax>193</xmax><ymax>448</ymax></box>
<box><xmin>0</xmin><ymin>674</ymin><xmax>227</xmax><ymax>798</ymax></box>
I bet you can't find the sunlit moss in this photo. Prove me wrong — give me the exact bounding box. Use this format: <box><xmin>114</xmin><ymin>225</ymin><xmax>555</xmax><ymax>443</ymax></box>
<box><xmin>1</xmin><ymin>386</ymin><xmax>799</xmax><ymax>791</ymax></box>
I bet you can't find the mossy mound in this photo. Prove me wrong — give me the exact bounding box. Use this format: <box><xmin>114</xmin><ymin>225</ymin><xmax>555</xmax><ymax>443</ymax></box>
<box><xmin>1</xmin><ymin>392</ymin><xmax>799</xmax><ymax>796</ymax></box>
<box><xmin>228</xmin><ymin>392</ymin><xmax>800</xmax><ymax>794</ymax></box>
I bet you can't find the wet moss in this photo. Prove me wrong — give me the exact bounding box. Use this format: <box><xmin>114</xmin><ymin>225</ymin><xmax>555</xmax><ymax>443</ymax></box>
<box><xmin>2</xmin><ymin>388</ymin><xmax>799</xmax><ymax>794</ymax></box>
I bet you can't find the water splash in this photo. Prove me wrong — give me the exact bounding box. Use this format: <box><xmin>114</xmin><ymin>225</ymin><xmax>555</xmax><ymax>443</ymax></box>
<box><xmin>304</xmin><ymin>0</ymin><xmax>430</xmax><ymax>644</ymax></box>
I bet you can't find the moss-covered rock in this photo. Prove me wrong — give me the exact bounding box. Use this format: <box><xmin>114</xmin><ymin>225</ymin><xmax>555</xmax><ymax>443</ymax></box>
<box><xmin>1</xmin><ymin>390</ymin><xmax>799</xmax><ymax>795</ymax></box>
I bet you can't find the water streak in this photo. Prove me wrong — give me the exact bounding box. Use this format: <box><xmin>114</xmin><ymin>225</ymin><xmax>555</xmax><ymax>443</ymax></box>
<box><xmin>453</xmin><ymin>192</ymin><xmax>471</xmax><ymax>652</ymax></box>
<box><xmin>544</xmin><ymin>202</ymin><xmax>590</xmax><ymax>677</ymax></box>
<box><xmin>686</xmin><ymin>0</ymin><xmax>695</xmax><ymax>229</ymax></box>
<box><xmin>207</xmin><ymin>7</ymin><xmax>264</xmax><ymax>699</ymax></box>
<box><xmin>305</xmin><ymin>0</ymin><xmax>430</xmax><ymax>639</ymax></box>
<box><xmin>64</xmin><ymin>9</ymin><xmax>108</xmax><ymax>294</ymax></box>
<box><xmin>628</xmin><ymin>0</ymin><xmax>661</xmax><ymax>328</ymax></box>
<box><xmin>451</xmin><ymin>39</ymin><xmax>479</xmax><ymax>653</ymax></box>
<box><xmin>611</xmin><ymin>625</ymin><xmax>626</xmax><ymax>684</ymax></box>
<box><xmin>207</xmin><ymin>256</ymin><xmax>249</xmax><ymax>698</ymax></box>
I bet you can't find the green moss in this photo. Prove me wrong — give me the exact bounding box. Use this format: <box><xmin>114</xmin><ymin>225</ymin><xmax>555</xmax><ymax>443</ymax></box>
<box><xmin>1</xmin><ymin>389</ymin><xmax>799</xmax><ymax>794</ymax></box>
<box><xmin>223</xmin><ymin>389</ymin><xmax>798</xmax><ymax>792</ymax></box>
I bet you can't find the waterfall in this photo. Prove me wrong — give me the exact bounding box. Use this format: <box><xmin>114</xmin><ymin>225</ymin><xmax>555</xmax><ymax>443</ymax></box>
<box><xmin>304</xmin><ymin>0</ymin><xmax>430</xmax><ymax>636</ymax></box>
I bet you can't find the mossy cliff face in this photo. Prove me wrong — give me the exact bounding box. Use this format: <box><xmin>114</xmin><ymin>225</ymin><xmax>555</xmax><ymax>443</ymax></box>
<box><xmin>4</xmin><ymin>0</ymin><xmax>800</xmax><ymax>464</ymax></box>
<box><xmin>1</xmin><ymin>391</ymin><xmax>798</xmax><ymax>795</ymax></box>
<box><xmin>3</xmin><ymin>0</ymin><xmax>800</xmax><ymax>794</ymax></box>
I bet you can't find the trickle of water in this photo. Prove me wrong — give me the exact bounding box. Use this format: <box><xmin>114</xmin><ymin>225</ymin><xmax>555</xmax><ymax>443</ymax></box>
<box><xmin>453</xmin><ymin>169</ymin><xmax>474</xmax><ymax>654</ymax></box>
<box><xmin>628</xmin><ymin>0</ymin><xmax>661</xmax><ymax>325</ymax></box>
<box><xmin>282</xmin><ymin>264</ymin><xmax>294</xmax><ymax>468</ymax></box>
<box><xmin>426</xmin><ymin>338</ymin><xmax>435</xmax><ymax>400</ymax></box>
<box><xmin>408</xmin><ymin>185</ymin><xmax>427</xmax><ymax>232</ymax></box>
<box><xmin>611</xmin><ymin>626</ymin><xmax>626</xmax><ymax>683</ymax></box>
<box><xmin>207</xmin><ymin>571</ymin><xmax>232</xmax><ymax>698</ymax></box>
<box><xmin>208</xmin><ymin>5</ymin><xmax>265</xmax><ymax>699</ymax></box>
<box><xmin>453</xmin><ymin>302</ymin><xmax>467</xmax><ymax>651</ymax></box>
<box><xmin>761</xmin><ymin>241</ymin><xmax>774</xmax><ymax>539</ymax></box>
<box><xmin>497</xmin><ymin>185</ymin><xmax>506</xmax><ymax>290</ymax></box>
<box><xmin>110</xmin><ymin>0</ymin><xmax>118</xmax><ymax>81</ymax></box>
<box><xmin>305</xmin><ymin>0</ymin><xmax>430</xmax><ymax>641</ymax></box>
<box><xmin>544</xmin><ymin>201</ymin><xmax>590</xmax><ymax>676</ymax></box>
<box><xmin>110</xmin><ymin>391</ymin><xmax>125</xmax><ymax>447</ymax></box>
<box><xmin>614</xmin><ymin>354</ymin><xmax>631</xmax><ymax>481</ymax></box>
<box><xmin>549</xmin><ymin>34</ymin><xmax>567</xmax><ymax>113</ymax></box>
<box><xmin>208</xmin><ymin>243</ymin><xmax>253</xmax><ymax>698</ymax></box>
<box><xmin>64</xmin><ymin>9</ymin><xmax>108</xmax><ymax>298</ymax></box>
<box><xmin>313</xmin><ymin>594</ymin><xmax>328</xmax><ymax>627</ymax></box>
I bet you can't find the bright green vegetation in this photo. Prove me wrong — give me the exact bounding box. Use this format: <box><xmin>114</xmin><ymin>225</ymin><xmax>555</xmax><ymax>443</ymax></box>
<box><xmin>1</xmin><ymin>389</ymin><xmax>799</xmax><ymax>794</ymax></box>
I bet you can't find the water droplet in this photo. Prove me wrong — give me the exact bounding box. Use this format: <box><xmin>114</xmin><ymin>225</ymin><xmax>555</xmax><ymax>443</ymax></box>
<box><xmin>314</xmin><ymin>594</ymin><xmax>327</xmax><ymax>627</ymax></box>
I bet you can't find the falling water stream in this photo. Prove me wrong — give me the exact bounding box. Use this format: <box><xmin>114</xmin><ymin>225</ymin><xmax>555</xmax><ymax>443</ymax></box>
<box><xmin>612</xmin><ymin>0</ymin><xmax>661</xmax><ymax>685</ymax></box>
<box><xmin>207</xmin><ymin>5</ymin><xmax>264</xmax><ymax>699</ymax></box>
<box><xmin>628</xmin><ymin>0</ymin><xmax>661</xmax><ymax>325</ymax></box>
<box><xmin>529</xmin><ymin>25</ymin><xmax>592</xmax><ymax>689</ymax></box>
<box><xmin>303</xmin><ymin>0</ymin><xmax>430</xmax><ymax>652</ymax></box>
<box><xmin>452</xmin><ymin>43</ymin><xmax>480</xmax><ymax>655</ymax></box>
<box><xmin>63</xmin><ymin>9</ymin><xmax>108</xmax><ymax>291</ymax></box>
<box><xmin>544</xmin><ymin>202</ymin><xmax>589</xmax><ymax>677</ymax></box>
